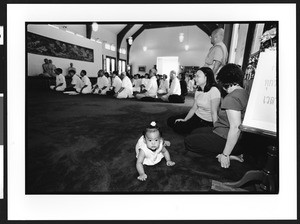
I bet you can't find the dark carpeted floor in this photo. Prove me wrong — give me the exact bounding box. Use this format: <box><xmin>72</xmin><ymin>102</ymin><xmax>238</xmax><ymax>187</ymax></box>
<box><xmin>26</xmin><ymin>88</ymin><xmax>270</xmax><ymax>194</ymax></box>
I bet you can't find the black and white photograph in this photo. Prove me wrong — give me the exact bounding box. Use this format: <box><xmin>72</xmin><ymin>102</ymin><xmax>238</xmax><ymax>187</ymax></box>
<box><xmin>5</xmin><ymin>2</ymin><xmax>297</xmax><ymax>222</ymax></box>
<box><xmin>25</xmin><ymin>21</ymin><xmax>278</xmax><ymax>194</ymax></box>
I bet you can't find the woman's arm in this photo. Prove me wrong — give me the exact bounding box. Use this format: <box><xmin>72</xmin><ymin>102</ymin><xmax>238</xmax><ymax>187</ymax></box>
<box><xmin>176</xmin><ymin>101</ymin><xmax>197</xmax><ymax>122</ymax></box>
<box><xmin>210</xmin><ymin>97</ymin><xmax>221</xmax><ymax>123</ymax></box>
<box><xmin>219</xmin><ymin>109</ymin><xmax>242</xmax><ymax>168</ymax></box>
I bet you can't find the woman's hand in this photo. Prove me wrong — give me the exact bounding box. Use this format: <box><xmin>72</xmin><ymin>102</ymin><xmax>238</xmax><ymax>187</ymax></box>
<box><xmin>216</xmin><ymin>154</ymin><xmax>230</xmax><ymax>168</ymax></box>
<box><xmin>137</xmin><ymin>173</ymin><xmax>147</xmax><ymax>181</ymax></box>
<box><xmin>175</xmin><ymin>118</ymin><xmax>185</xmax><ymax>123</ymax></box>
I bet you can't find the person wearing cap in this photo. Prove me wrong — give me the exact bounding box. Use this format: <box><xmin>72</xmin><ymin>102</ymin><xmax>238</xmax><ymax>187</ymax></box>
<box><xmin>50</xmin><ymin>68</ymin><xmax>66</xmax><ymax>91</ymax></box>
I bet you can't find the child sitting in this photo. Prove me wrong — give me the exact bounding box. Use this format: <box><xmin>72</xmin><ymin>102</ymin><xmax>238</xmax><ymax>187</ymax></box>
<box><xmin>135</xmin><ymin>121</ymin><xmax>175</xmax><ymax>181</ymax></box>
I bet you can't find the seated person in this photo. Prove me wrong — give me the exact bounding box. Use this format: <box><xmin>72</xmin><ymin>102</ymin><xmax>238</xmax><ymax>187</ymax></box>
<box><xmin>114</xmin><ymin>72</ymin><xmax>134</xmax><ymax>99</ymax></box>
<box><xmin>132</xmin><ymin>74</ymin><xmax>142</xmax><ymax>93</ymax></box>
<box><xmin>135</xmin><ymin>69</ymin><xmax>158</xmax><ymax>100</ymax></box>
<box><xmin>187</xmin><ymin>74</ymin><xmax>196</xmax><ymax>92</ymax></box>
<box><xmin>79</xmin><ymin>70</ymin><xmax>92</xmax><ymax>94</ymax></box>
<box><xmin>140</xmin><ymin>73</ymin><xmax>150</xmax><ymax>93</ymax></box>
<box><xmin>50</xmin><ymin>68</ymin><xmax>66</xmax><ymax>91</ymax></box>
<box><xmin>64</xmin><ymin>69</ymin><xmax>83</xmax><ymax>92</ymax></box>
<box><xmin>48</xmin><ymin>59</ymin><xmax>57</xmax><ymax>77</ymax></box>
<box><xmin>40</xmin><ymin>58</ymin><xmax>51</xmax><ymax>77</ymax></box>
<box><xmin>184</xmin><ymin>64</ymin><xmax>248</xmax><ymax>168</ymax></box>
<box><xmin>106</xmin><ymin>71</ymin><xmax>122</xmax><ymax>96</ymax></box>
<box><xmin>167</xmin><ymin>67</ymin><xmax>220</xmax><ymax>135</ymax></box>
<box><xmin>157</xmin><ymin>74</ymin><xmax>169</xmax><ymax>94</ymax></box>
<box><xmin>161</xmin><ymin>70</ymin><xmax>181</xmax><ymax>102</ymax></box>
<box><xmin>92</xmin><ymin>69</ymin><xmax>109</xmax><ymax>95</ymax></box>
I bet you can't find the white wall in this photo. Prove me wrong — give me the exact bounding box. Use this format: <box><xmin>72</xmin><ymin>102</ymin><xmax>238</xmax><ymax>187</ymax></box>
<box><xmin>129</xmin><ymin>26</ymin><xmax>211</xmax><ymax>75</ymax></box>
<box><xmin>27</xmin><ymin>24</ymin><xmax>103</xmax><ymax>77</ymax></box>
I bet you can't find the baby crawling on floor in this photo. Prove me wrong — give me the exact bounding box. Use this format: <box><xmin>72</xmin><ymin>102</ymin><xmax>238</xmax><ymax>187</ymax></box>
<box><xmin>135</xmin><ymin>121</ymin><xmax>175</xmax><ymax>181</ymax></box>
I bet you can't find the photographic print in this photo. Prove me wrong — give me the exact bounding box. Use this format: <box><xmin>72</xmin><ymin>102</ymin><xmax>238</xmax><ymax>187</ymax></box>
<box><xmin>7</xmin><ymin>3</ymin><xmax>296</xmax><ymax>221</ymax></box>
<box><xmin>25</xmin><ymin>21</ymin><xmax>278</xmax><ymax>194</ymax></box>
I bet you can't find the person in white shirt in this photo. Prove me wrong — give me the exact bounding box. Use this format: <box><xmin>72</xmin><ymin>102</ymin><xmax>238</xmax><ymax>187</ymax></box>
<box><xmin>187</xmin><ymin>75</ymin><xmax>196</xmax><ymax>92</ymax></box>
<box><xmin>132</xmin><ymin>74</ymin><xmax>142</xmax><ymax>93</ymax></box>
<box><xmin>157</xmin><ymin>74</ymin><xmax>169</xmax><ymax>94</ymax></box>
<box><xmin>136</xmin><ymin>68</ymin><xmax>158</xmax><ymax>100</ymax></box>
<box><xmin>161</xmin><ymin>70</ymin><xmax>181</xmax><ymax>102</ymax></box>
<box><xmin>114</xmin><ymin>72</ymin><xmax>134</xmax><ymax>99</ymax></box>
<box><xmin>50</xmin><ymin>68</ymin><xmax>66</xmax><ymax>91</ymax></box>
<box><xmin>92</xmin><ymin>69</ymin><xmax>109</xmax><ymax>95</ymax></box>
<box><xmin>107</xmin><ymin>71</ymin><xmax>122</xmax><ymax>96</ymax></box>
<box><xmin>135</xmin><ymin>121</ymin><xmax>175</xmax><ymax>181</ymax></box>
<box><xmin>79</xmin><ymin>70</ymin><xmax>92</xmax><ymax>94</ymax></box>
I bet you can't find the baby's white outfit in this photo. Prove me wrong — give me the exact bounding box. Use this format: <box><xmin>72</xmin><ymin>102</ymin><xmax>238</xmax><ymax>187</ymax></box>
<box><xmin>135</xmin><ymin>136</ymin><xmax>164</xmax><ymax>166</ymax></box>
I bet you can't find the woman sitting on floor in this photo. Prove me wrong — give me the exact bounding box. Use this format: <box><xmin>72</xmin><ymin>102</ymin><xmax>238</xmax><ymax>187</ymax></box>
<box><xmin>184</xmin><ymin>64</ymin><xmax>248</xmax><ymax>168</ymax></box>
<box><xmin>167</xmin><ymin>67</ymin><xmax>220</xmax><ymax>135</ymax></box>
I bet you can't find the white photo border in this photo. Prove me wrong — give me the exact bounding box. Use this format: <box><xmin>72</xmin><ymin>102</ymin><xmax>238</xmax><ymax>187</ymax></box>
<box><xmin>7</xmin><ymin>3</ymin><xmax>297</xmax><ymax>220</ymax></box>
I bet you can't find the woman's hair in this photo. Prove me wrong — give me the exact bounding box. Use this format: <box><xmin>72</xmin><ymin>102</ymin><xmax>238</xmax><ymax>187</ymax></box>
<box><xmin>142</xmin><ymin>121</ymin><xmax>162</xmax><ymax>137</ymax></box>
<box><xmin>197</xmin><ymin>67</ymin><xmax>218</xmax><ymax>92</ymax></box>
<box><xmin>216</xmin><ymin>63</ymin><xmax>244</xmax><ymax>88</ymax></box>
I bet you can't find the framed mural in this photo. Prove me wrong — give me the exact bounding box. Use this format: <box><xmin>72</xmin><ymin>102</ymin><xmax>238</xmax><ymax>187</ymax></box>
<box><xmin>27</xmin><ymin>32</ymin><xmax>94</xmax><ymax>62</ymax></box>
<box><xmin>138</xmin><ymin>66</ymin><xmax>146</xmax><ymax>72</ymax></box>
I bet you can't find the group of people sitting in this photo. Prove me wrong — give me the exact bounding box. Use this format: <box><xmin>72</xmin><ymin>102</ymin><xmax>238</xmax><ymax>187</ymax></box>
<box><xmin>49</xmin><ymin>66</ymin><xmax>195</xmax><ymax>102</ymax></box>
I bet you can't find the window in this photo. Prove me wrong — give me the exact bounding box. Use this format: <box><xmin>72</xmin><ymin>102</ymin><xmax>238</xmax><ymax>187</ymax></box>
<box><xmin>106</xmin><ymin>56</ymin><xmax>116</xmax><ymax>73</ymax></box>
<box><xmin>118</xmin><ymin>59</ymin><xmax>126</xmax><ymax>74</ymax></box>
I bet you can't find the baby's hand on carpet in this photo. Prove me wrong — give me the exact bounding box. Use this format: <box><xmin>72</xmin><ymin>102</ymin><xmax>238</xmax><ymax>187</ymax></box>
<box><xmin>137</xmin><ymin>174</ymin><xmax>147</xmax><ymax>181</ymax></box>
<box><xmin>166</xmin><ymin>161</ymin><xmax>175</xmax><ymax>166</ymax></box>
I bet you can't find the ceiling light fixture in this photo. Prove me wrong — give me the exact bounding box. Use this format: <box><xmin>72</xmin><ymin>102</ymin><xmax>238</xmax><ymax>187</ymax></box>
<box><xmin>185</xmin><ymin>45</ymin><xmax>189</xmax><ymax>51</ymax></box>
<box><xmin>92</xmin><ymin>22</ymin><xmax>98</xmax><ymax>32</ymax></box>
<box><xmin>179</xmin><ymin>33</ymin><xmax>184</xmax><ymax>42</ymax></box>
<box><xmin>143</xmin><ymin>46</ymin><xmax>147</xmax><ymax>51</ymax></box>
<box><xmin>128</xmin><ymin>36</ymin><xmax>133</xmax><ymax>45</ymax></box>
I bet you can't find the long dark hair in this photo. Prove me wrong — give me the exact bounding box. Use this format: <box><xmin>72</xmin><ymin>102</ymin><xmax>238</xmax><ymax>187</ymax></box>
<box><xmin>197</xmin><ymin>67</ymin><xmax>218</xmax><ymax>92</ymax></box>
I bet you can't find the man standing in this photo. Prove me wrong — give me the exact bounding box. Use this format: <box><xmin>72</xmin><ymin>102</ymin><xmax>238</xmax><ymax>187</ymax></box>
<box><xmin>204</xmin><ymin>28</ymin><xmax>228</xmax><ymax>77</ymax></box>
<box><xmin>67</xmin><ymin>62</ymin><xmax>76</xmax><ymax>76</ymax></box>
